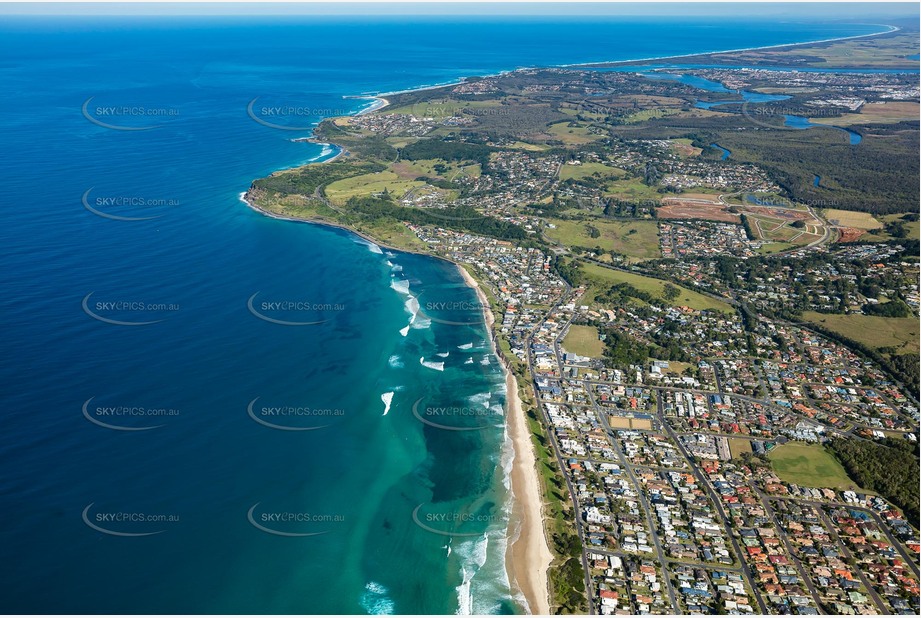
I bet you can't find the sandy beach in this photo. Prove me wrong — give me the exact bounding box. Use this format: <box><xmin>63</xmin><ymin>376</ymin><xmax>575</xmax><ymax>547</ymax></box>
<box><xmin>243</xmin><ymin>25</ymin><xmax>902</xmax><ymax>611</ymax></box>
<box><xmin>457</xmin><ymin>265</ymin><xmax>553</xmax><ymax>615</ymax></box>
<box><xmin>560</xmin><ymin>24</ymin><xmax>899</xmax><ymax>68</ymax></box>
<box><xmin>355</xmin><ymin>96</ymin><xmax>389</xmax><ymax>115</ymax></box>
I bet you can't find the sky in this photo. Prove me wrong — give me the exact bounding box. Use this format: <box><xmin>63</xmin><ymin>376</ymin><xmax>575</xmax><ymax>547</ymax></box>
<box><xmin>1</xmin><ymin>1</ymin><xmax>918</xmax><ymax>18</ymax></box>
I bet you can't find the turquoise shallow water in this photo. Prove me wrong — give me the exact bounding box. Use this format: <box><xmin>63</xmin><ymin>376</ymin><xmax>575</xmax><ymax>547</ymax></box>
<box><xmin>0</xmin><ymin>15</ymin><xmax>890</xmax><ymax>613</ymax></box>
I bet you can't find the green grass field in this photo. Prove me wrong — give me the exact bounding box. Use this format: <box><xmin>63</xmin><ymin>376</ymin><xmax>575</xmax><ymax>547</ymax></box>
<box><xmin>558</xmin><ymin>106</ymin><xmax>609</xmax><ymax>121</ymax></box>
<box><xmin>562</xmin><ymin>325</ymin><xmax>605</xmax><ymax>358</ymax></box>
<box><xmin>249</xmin><ymin>193</ymin><xmax>428</xmax><ymax>253</ymax></box>
<box><xmin>756</xmin><ymin>242</ymin><xmax>797</xmax><ymax>254</ymax></box>
<box><xmin>559</xmin><ymin>161</ymin><xmax>626</xmax><ymax>182</ymax></box>
<box><xmin>769</xmin><ymin>442</ymin><xmax>863</xmax><ymax>490</ymax></box>
<box><xmin>811</xmin><ymin>102</ymin><xmax>920</xmax><ymax>127</ymax></box>
<box><xmin>861</xmin><ymin>213</ymin><xmax>921</xmax><ymax>242</ymax></box>
<box><xmin>801</xmin><ymin>312</ymin><xmax>920</xmax><ymax>355</ymax></box>
<box><xmin>660</xmin><ymin>360</ymin><xmax>695</xmax><ymax>375</ymax></box>
<box><xmin>728</xmin><ymin>438</ymin><xmax>753</xmax><ymax>459</ymax></box>
<box><xmin>580</xmin><ymin>262</ymin><xmax>732</xmax><ymax>312</ymax></box>
<box><xmin>387</xmin><ymin>97</ymin><xmax>507</xmax><ymax>118</ymax></box>
<box><xmin>547</xmin><ymin>121</ymin><xmax>603</xmax><ymax>145</ymax></box>
<box><xmin>507</xmin><ymin>140</ymin><xmax>551</xmax><ymax>152</ymax></box>
<box><xmin>545</xmin><ymin>219</ymin><xmax>660</xmax><ymax>260</ymax></box>
<box><xmin>822</xmin><ymin>208</ymin><xmax>881</xmax><ymax>230</ymax></box>
<box><xmin>623</xmin><ymin>108</ymin><xmax>682</xmax><ymax>123</ymax></box>
<box><xmin>325</xmin><ymin>170</ymin><xmax>424</xmax><ymax>205</ymax></box>
<box><xmin>603</xmin><ymin>177</ymin><xmax>665</xmax><ymax>202</ymax></box>
<box><xmin>390</xmin><ymin>158</ymin><xmax>481</xmax><ymax>182</ymax></box>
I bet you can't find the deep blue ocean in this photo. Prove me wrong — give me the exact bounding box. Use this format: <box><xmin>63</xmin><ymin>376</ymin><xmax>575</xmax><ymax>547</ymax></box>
<box><xmin>0</xmin><ymin>16</ymin><xmax>889</xmax><ymax>614</ymax></box>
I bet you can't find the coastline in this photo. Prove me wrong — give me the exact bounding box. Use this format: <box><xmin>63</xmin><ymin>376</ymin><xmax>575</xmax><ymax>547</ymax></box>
<box><xmin>334</xmin><ymin>24</ymin><xmax>901</xmax><ymax>111</ymax></box>
<box><xmin>559</xmin><ymin>24</ymin><xmax>899</xmax><ymax>68</ymax></box>
<box><xmin>350</xmin><ymin>95</ymin><xmax>390</xmax><ymax>115</ymax></box>
<box><xmin>456</xmin><ymin>265</ymin><xmax>553</xmax><ymax>616</ymax></box>
<box><xmin>239</xmin><ymin>191</ymin><xmax>428</xmax><ymax>256</ymax></box>
<box><xmin>240</xmin><ymin>22</ymin><xmax>900</xmax><ymax>615</ymax></box>
<box><xmin>242</xmin><ymin>188</ymin><xmax>555</xmax><ymax>613</ymax></box>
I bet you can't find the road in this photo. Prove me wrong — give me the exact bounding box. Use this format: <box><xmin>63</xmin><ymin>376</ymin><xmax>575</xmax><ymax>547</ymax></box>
<box><xmin>757</xmin><ymin>490</ymin><xmax>826</xmax><ymax>609</ymax></box>
<box><xmin>519</xmin><ymin>285</ymin><xmax>599</xmax><ymax>614</ymax></box>
<box><xmin>815</xmin><ymin>506</ymin><xmax>889</xmax><ymax>614</ymax></box>
<box><xmin>576</xmin><ymin>364</ymin><xmax>680</xmax><ymax>611</ymax></box>
<box><xmin>658</xmin><ymin>400</ymin><xmax>770</xmax><ymax>614</ymax></box>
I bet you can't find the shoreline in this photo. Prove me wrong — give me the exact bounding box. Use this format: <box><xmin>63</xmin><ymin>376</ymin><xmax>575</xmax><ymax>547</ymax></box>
<box><xmin>340</xmin><ymin>24</ymin><xmax>900</xmax><ymax>106</ymax></box>
<box><xmin>241</xmin><ymin>22</ymin><xmax>900</xmax><ymax>615</ymax></box>
<box><xmin>239</xmin><ymin>191</ymin><xmax>434</xmax><ymax>257</ymax></box>
<box><xmin>346</xmin><ymin>95</ymin><xmax>390</xmax><ymax>115</ymax></box>
<box><xmin>244</xmin><ymin>184</ymin><xmax>555</xmax><ymax>611</ymax></box>
<box><xmin>559</xmin><ymin>24</ymin><xmax>899</xmax><ymax>68</ymax></box>
<box><xmin>456</xmin><ymin>265</ymin><xmax>553</xmax><ymax>616</ymax></box>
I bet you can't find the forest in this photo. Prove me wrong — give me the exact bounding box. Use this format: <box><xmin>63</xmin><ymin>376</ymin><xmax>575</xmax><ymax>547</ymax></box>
<box><xmin>345</xmin><ymin>196</ymin><xmax>528</xmax><ymax>241</ymax></box>
<box><xmin>827</xmin><ymin>437</ymin><xmax>919</xmax><ymax>526</ymax></box>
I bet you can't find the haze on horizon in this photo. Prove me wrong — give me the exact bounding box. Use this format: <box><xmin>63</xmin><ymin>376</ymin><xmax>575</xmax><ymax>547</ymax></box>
<box><xmin>2</xmin><ymin>1</ymin><xmax>918</xmax><ymax>19</ymax></box>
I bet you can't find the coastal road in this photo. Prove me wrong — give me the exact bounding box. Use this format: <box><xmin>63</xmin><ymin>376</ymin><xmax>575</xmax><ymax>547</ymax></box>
<box><xmin>520</xmin><ymin>287</ymin><xmax>599</xmax><ymax>614</ymax></box>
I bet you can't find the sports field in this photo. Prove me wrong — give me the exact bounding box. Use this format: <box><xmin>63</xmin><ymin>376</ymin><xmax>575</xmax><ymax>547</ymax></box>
<box><xmin>769</xmin><ymin>442</ymin><xmax>862</xmax><ymax>490</ymax></box>
<box><xmin>562</xmin><ymin>325</ymin><xmax>605</xmax><ymax>358</ymax></box>
<box><xmin>728</xmin><ymin>438</ymin><xmax>753</xmax><ymax>459</ymax></box>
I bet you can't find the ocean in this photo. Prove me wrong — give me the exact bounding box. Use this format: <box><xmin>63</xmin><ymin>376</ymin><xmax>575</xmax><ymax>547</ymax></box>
<box><xmin>0</xmin><ymin>15</ymin><xmax>888</xmax><ymax>614</ymax></box>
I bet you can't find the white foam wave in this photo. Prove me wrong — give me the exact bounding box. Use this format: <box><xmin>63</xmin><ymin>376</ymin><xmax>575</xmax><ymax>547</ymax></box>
<box><xmin>457</xmin><ymin>342</ymin><xmax>474</xmax><ymax>350</ymax></box>
<box><xmin>453</xmin><ymin>423</ymin><xmax>517</xmax><ymax>615</ymax></box>
<box><xmin>480</xmin><ymin>355</ymin><xmax>491</xmax><ymax>366</ymax></box>
<box><xmin>360</xmin><ymin>581</ymin><xmax>395</xmax><ymax>615</ymax></box>
<box><xmin>403</xmin><ymin>296</ymin><xmax>419</xmax><ymax>318</ymax></box>
<box><xmin>399</xmin><ymin>325</ymin><xmax>410</xmax><ymax>337</ymax></box>
<box><xmin>411</xmin><ymin>312</ymin><xmax>431</xmax><ymax>330</ymax></box>
<box><xmin>456</xmin><ymin>567</ymin><xmax>472</xmax><ymax>616</ymax></box>
<box><xmin>381</xmin><ymin>392</ymin><xmax>394</xmax><ymax>416</ymax></box>
<box><xmin>303</xmin><ymin>145</ymin><xmax>335</xmax><ymax>162</ymax></box>
<box><xmin>436</xmin><ymin>351</ymin><xmax>450</xmax><ymax>359</ymax></box>
<box><xmin>419</xmin><ymin>357</ymin><xmax>445</xmax><ymax>372</ymax></box>
<box><xmin>388</xmin><ymin>355</ymin><xmax>404</xmax><ymax>369</ymax></box>
<box><xmin>390</xmin><ymin>279</ymin><xmax>410</xmax><ymax>295</ymax></box>
<box><xmin>464</xmin><ymin>358</ymin><xmax>474</xmax><ymax>365</ymax></box>
<box><xmin>467</xmin><ymin>392</ymin><xmax>492</xmax><ymax>408</ymax></box>
<box><xmin>453</xmin><ymin>535</ymin><xmax>490</xmax><ymax>615</ymax></box>
<box><xmin>355</xmin><ymin>237</ymin><xmax>384</xmax><ymax>254</ymax></box>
